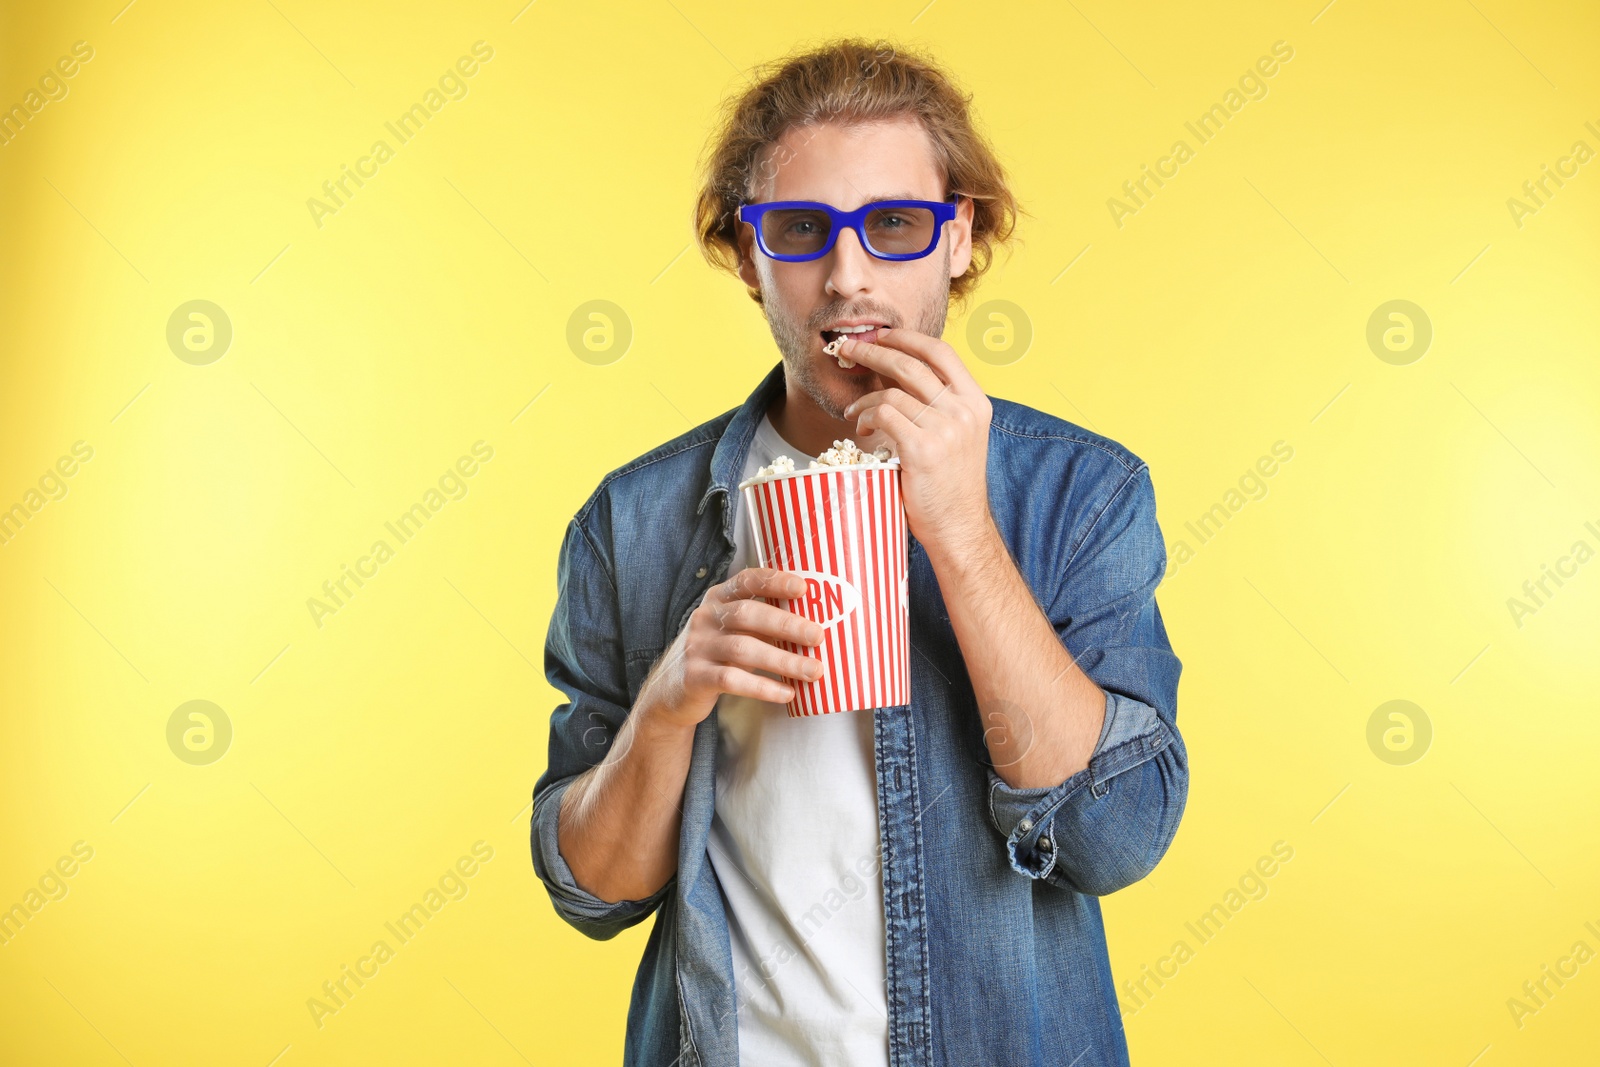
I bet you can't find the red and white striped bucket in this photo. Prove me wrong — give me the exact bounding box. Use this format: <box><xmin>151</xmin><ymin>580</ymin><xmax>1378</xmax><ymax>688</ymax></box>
<box><xmin>740</xmin><ymin>460</ymin><xmax>910</xmax><ymax>717</ymax></box>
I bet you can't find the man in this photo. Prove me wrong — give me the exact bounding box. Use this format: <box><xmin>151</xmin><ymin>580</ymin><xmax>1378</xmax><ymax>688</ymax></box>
<box><xmin>531</xmin><ymin>38</ymin><xmax>1188</xmax><ymax>1067</ymax></box>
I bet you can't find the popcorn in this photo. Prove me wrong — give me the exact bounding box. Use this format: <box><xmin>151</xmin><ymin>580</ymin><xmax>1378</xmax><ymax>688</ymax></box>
<box><xmin>812</xmin><ymin>438</ymin><xmax>879</xmax><ymax>467</ymax></box>
<box><xmin>745</xmin><ymin>437</ymin><xmax>893</xmax><ymax>487</ymax></box>
<box><xmin>822</xmin><ymin>335</ymin><xmax>855</xmax><ymax>368</ymax></box>
<box><xmin>755</xmin><ymin>454</ymin><xmax>796</xmax><ymax>479</ymax></box>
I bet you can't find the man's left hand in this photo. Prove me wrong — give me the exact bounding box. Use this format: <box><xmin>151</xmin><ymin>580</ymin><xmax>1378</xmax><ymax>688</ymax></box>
<box><xmin>839</xmin><ymin>329</ymin><xmax>994</xmax><ymax>554</ymax></box>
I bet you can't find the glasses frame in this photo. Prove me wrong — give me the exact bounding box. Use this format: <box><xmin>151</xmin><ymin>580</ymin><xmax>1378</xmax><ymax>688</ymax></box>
<box><xmin>737</xmin><ymin>196</ymin><xmax>959</xmax><ymax>262</ymax></box>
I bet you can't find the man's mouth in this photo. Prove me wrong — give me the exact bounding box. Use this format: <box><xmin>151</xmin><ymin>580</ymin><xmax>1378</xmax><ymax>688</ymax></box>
<box><xmin>820</xmin><ymin>324</ymin><xmax>886</xmax><ymax>349</ymax></box>
<box><xmin>820</xmin><ymin>322</ymin><xmax>889</xmax><ymax>368</ymax></box>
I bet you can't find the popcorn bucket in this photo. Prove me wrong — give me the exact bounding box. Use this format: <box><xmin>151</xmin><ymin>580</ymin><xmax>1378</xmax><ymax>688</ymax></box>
<box><xmin>739</xmin><ymin>460</ymin><xmax>910</xmax><ymax>716</ymax></box>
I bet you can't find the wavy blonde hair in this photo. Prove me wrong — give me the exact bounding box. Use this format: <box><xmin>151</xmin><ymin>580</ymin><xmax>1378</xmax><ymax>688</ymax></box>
<box><xmin>693</xmin><ymin>38</ymin><xmax>1020</xmax><ymax>309</ymax></box>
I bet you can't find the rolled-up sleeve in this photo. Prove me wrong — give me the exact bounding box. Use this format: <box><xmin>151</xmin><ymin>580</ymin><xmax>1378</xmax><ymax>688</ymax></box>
<box><xmin>984</xmin><ymin>464</ymin><xmax>1188</xmax><ymax>896</ymax></box>
<box><xmin>530</xmin><ymin>516</ymin><xmax>672</xmax><ymax>940</ymax></box>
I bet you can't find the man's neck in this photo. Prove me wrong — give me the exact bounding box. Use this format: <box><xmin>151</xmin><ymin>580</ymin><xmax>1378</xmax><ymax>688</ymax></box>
<box><xmin>765</xmin><ymin>381</ymin><xmax>861</xmax><ymax>459</ymax></box>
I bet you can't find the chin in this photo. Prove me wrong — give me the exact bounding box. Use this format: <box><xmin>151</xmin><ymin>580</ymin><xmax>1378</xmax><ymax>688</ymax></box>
<box><xmin>815</xmin><ymin>372</ymin><xmax>875</xmax><ymax>422</ymax></box>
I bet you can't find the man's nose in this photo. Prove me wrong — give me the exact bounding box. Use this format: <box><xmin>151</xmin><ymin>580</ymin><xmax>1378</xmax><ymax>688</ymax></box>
<box><xmin>825</xmin><ymin>226</ymin><xmax>875</xmax><ymax>297</ymax></box>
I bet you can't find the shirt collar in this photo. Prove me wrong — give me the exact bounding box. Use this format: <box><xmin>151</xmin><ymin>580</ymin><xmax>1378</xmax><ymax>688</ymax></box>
<box><xmin>696</xmin><ymin>359</ymin><xmax>788</xmax><ymax>528</ymax></box>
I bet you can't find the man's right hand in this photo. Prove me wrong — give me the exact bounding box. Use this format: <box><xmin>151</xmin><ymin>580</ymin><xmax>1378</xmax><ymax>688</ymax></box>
<box><xmin>638</xmin><ymin>567</ymin><xmax>826</xmax><ymax>731</ymax></box>
<box><xmin>557</xmin><ymin>568</ymin><xmax>825</xmax><ymax>904</ymax></box>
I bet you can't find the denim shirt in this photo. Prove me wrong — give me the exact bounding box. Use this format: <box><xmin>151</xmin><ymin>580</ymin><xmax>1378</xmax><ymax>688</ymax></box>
<box><xmin>531</xmin><ymin>360</ymin><xmax>1188</xmax><ymax>1067</ymax></box>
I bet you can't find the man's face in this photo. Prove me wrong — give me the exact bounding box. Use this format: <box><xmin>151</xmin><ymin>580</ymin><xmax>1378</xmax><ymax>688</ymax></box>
<box><xmin>737</xmin><ymin>116</ymin><xmax>974</xmax><ymax>421</ymax></box>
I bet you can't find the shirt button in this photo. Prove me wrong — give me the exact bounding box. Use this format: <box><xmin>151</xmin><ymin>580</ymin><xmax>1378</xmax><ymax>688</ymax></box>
<box><xmin>1038</xmin><ymin>836</ymin><xmax>1053</xmax><ymax>852</ymax></box>
<box><xmin>1017</xmin><ymin>819</ymin><xmax>1032</xmax><ymax>833</ymax></box>
<box><xmin>695</xmin><ymin>566</ymin><xmax>708</xmax><ymax>578</ymax></box>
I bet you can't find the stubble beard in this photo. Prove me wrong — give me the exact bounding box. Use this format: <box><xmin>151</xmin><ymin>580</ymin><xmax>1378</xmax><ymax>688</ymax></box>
<box><xmin>761</xmin><ymin>249</ymin><xmax>953</xmax><ymax>421</ymax></box>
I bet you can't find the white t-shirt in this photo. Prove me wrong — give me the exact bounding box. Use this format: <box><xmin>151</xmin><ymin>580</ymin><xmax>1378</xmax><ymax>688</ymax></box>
<box><xmin>708</xmin><ymin>412</ymin><xmax>890</xmax><ymax>1067</ymax></box>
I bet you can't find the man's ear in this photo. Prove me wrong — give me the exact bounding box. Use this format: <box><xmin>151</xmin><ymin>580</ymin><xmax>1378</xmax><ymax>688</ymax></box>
<box><xmin>949</xmin><ymin>195</ymin><xmax>975</xmax><ymax>279</ymax></box>
<box><xmin>735</xmin><ymin>221</ymin><xmax>761</xmax><ymax>290</ymax></box>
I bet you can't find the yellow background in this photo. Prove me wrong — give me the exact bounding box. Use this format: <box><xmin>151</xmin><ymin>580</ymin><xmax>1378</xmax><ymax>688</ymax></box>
<box><xmin>2</xmin><ymin>0</ymin><xmax>1596</xmax><ymax>1063</ymax></box>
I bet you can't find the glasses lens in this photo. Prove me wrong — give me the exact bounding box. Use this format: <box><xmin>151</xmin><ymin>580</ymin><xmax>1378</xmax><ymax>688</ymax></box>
<box><xmin>864</xmin><ymin>206</ymin><xmax>937</xmax><ymax>256</ymax></box>
<box><xmin>760</xmin><ymin>208</ymin><xmax>832</xmax><ymax>257</ymax></box>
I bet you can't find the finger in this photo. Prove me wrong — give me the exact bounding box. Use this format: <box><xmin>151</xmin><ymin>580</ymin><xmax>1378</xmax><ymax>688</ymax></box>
<box><xmin>706</xmin><ymin>597</ymin><xmax>825</xmax><ymax>647</ymax></box>
<box><xmin>843</xmin><ymin>385</ymin><xmax>954</xmax><ymax>424</ymax></box>
<box><xmin>863</xmin><ymin>328</ymin><xmax>981</xmax><ymax>398</ymax></box>
<box><xmin>874</xmin><ymin>390</ymin><xmax>950</xmax><ymax>431</ymax></box>
<box><xmin>691</xmin><ymin>662</ymin><xmax>797</xmax><ymax>704</ymax></box>
<box><xmin>716</xmin><ymin>567</ymin><xmax>807</xmax><ymax>604</ymax></box>
<box><xmin>836</xmin><ymin>332</ymin><xmax>946</xmax><ymax>404</ymax></box>
<box><xmin>852</xmin><ymin>403</ymin><xmax>932</xmax><ymax>455</ymax></box>
<box><xmin>710</xmin><ymin>632</ymin><xmax>827</xmax><ymax>683</ymax></box>
<box><xmin>853</xmin><ymin>400</ymin><xmax>920</xmax><ymax>456</ymax></box>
